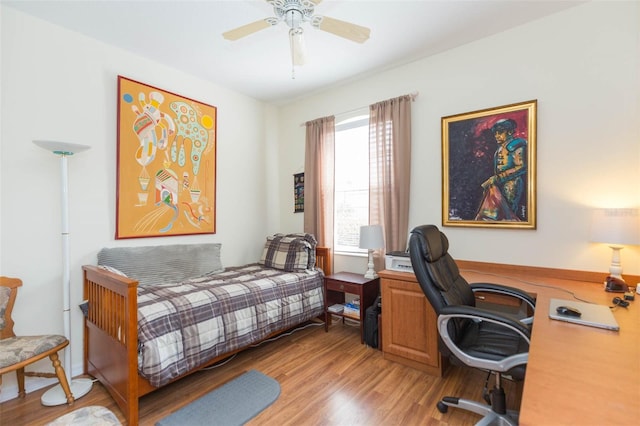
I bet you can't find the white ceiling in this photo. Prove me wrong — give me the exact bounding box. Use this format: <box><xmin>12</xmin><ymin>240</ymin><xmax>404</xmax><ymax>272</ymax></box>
<box><xmin>3</xmin><ymin>0</ymin><xmax>584</xmax><ymax>105</ymax></box>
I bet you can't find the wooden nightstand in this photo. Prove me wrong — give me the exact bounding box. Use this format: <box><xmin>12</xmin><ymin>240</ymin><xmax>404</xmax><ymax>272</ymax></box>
<box><xmin>324</xmin><ymin>272</ymin><xmax>380</xmax><ymax>343</ymax></box>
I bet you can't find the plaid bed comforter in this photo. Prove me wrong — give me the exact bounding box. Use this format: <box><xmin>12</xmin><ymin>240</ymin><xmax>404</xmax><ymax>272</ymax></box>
<box><xmin>136</xmin><ymin>264</ymin><xmax>324</xmax><ymax>387</ymax></box>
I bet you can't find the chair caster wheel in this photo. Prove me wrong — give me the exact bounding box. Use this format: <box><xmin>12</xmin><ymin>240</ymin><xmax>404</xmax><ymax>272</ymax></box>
<box><xmin>437</xmin><ymin>401</ymin><xmax>448</xmax><ymax>413</ymax></box>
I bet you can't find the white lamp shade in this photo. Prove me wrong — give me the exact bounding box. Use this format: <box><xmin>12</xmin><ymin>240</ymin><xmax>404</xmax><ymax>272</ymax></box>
<box><xmin>34</xmin><ymin>140</ymin><xmax>91</xmax><ymax>155</ymax></box>
<box><xmin>359</xmin><ymin>224</ymin><xmax>384</xmax><ymax>250</ymax></box>
<box><xmin>590</xmin><ymin>208</ymin><xmax>640</xmax><ymax>246</ymax></box>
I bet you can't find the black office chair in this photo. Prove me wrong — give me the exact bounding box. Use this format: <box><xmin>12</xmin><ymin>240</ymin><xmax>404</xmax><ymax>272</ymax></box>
<box><xmin>408</xmin><ymin>225</ymin><xmax>535</xmax><ymax>426</ymax></box>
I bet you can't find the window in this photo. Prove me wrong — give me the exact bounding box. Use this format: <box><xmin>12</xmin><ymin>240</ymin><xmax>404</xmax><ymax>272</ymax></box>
<box><xmin>334</xmin><ymin>114</ymin><xmax>369</xmax><ymax>254</ymax></box>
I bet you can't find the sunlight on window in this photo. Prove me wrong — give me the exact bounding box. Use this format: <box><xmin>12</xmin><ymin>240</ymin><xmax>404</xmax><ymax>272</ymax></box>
<box><xmin>334</xmin><ymin>115</ymin><xmax>369</xmax><ymax>254</ymax></box>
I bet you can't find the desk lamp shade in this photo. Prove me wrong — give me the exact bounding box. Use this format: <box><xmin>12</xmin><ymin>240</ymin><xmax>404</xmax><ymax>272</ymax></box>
<box><xmin>590</xmin><ymin>208</ymin><xmax>640</xmax><ymax>280</ymax></box>
<box><xmin>359</xmin><ymin>224</ymin><xmax>384</xmax><ymax>279</ymax></box>
<box><xmin>33</xmin><ymin>140</ymin><xmax>93</xmax><ymax>406</ymax></box>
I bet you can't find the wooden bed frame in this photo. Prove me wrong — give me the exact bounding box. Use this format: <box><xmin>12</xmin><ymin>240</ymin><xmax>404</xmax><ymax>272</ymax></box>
<box><xmin>82</xmin><ymin>247</ymin><xmax>330</xmax><ymax>426</ymax></box>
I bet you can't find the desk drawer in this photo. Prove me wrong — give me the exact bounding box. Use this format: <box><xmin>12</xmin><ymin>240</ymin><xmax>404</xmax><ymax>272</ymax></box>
<box><xmin>325</xmin><ymin>279</ymin><xmax>360</xmax><ymax>294</ymax></box>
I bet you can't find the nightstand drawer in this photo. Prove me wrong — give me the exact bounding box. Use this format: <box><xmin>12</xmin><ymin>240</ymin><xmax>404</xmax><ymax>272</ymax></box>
<box><xmin>325</xmin><ymin>279</ymin><xmax>360</xmax><ymax>294</ymax></box>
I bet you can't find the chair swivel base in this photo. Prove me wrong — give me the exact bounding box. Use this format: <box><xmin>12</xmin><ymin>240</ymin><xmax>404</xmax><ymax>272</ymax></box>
<box><xmin>438</xmin><ymin>396</ymin><xmax>519</xmax><ymax>426</ymax></box>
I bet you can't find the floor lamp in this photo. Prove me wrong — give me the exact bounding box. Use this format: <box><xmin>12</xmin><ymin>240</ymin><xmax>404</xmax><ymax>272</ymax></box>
<box><xmin>33</xmin><ymin>140</ymin><xmax>93</xmax><ymax>406</ymax></box>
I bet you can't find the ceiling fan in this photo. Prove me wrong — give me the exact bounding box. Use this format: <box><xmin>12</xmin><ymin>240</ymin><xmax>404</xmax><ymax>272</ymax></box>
<box><xmin>223</xmin><ymin>0</ymin><xmax>370</xmax><ymax>72</ymax></box>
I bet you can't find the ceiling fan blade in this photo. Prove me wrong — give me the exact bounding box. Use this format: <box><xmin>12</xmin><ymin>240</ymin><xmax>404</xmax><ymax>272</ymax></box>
<box><xmin>290</xmin><ymin>28</ymin><xmax>306</xmax><ymax>66</ymax></box>
<box><xmin>222</xmin><ymin>19</ymin><xmax>272</xmax><ymax>41</ymax></box>
<box><xmin>314</xmin><ymin>16</ymin><xmax>370</xmax><ymax>43</ymax></box>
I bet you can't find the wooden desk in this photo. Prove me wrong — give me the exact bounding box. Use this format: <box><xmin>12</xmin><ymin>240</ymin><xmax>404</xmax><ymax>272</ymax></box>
<box><xmin>461</xmin><ymin>270</ymin><xmax>640</xmax><ymax>425</ymax></box>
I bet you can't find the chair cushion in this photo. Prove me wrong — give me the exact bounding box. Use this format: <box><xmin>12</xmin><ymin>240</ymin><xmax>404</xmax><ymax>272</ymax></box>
<box><xmin>0</xmin><ymin>335</ymin><xmax>67</xmax><ymax>369</ymax></box>
<box><xmin>457</xmin><ymin>321</ymin><xmax>528</xmax><ymax>380</ymax></box>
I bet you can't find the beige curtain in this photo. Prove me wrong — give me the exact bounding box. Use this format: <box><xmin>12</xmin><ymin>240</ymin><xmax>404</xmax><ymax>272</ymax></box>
<box><xmin>304</xmin><ymin>116</ymin><xmax>335</xmax><ymax>256</ymax></box>
<box><xmin>369</xmin><ymin>95</ymin><xmax>413</xmax><ymax>270</ymax></box>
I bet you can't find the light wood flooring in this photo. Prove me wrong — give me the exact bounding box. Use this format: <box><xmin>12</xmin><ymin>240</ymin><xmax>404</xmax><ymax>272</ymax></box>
<box><xmin>0</xmin><ymin>320</ymin><xmax>520</xmax><ymax>425</ymax></box>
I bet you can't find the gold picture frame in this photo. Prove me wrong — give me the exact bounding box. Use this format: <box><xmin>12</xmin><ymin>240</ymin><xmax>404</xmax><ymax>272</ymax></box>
<box><xmin>442</xmin><ymin>100</ymin><xmax>537</xmax><ymax>229</ymax></box>
<box><xmin>116</xmin><ymin>76</ymin><xmax>217</xmax><ymax>239</ymax></box>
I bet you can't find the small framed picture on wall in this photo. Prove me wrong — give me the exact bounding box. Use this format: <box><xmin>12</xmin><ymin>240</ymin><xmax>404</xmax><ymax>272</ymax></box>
<box><xmin>294</xmin><ymin>172</ymin><xmax>304</xmax><ymax>213</ymax></box>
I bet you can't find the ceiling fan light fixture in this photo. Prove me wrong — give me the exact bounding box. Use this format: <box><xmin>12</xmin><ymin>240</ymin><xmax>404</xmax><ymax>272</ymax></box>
<box><xmin>290</xmin><ymin>27</ymin><xmax>306</xmax><ymax>66</ymax></box>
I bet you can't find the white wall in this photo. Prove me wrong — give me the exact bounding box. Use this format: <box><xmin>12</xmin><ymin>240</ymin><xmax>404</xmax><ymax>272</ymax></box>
<box><xmin>277</xmin><ymin>1</ymin><xmax>640</xmax><ymax>277</ymax></box>
<box><xmin>0</xmin><ymin>7</ymin><xmax>272</xmax><ymax>398</ymax></box>
<box><xmin>1</xmin><ymin>0</ymin><xmax>639</xmax><ymax>402</ymax></box>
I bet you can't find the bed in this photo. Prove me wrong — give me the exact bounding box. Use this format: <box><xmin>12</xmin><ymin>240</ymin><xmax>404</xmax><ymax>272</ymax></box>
<box><xmin>82</xmin><ymin>236</ymin><xmax>331</xmax><ymax>426</ymax></box>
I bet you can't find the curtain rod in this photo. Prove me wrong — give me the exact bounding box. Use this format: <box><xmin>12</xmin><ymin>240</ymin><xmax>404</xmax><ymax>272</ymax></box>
<box><xmin>299</xmin><ymin>91</ymin><xmax>419</xmax><ymax>127</ymax></box>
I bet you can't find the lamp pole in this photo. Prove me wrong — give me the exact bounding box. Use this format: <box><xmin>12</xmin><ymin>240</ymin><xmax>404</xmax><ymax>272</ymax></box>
<box><xmin>33</xmin><ymin>140</ymin><xmax>93</xmax><ymax>406</ymax></box>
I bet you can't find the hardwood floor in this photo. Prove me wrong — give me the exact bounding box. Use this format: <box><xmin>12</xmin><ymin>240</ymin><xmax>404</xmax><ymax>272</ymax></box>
<box><xmin>0</xmin><ymin>320</ymin><xmax>520</xmax><ymax>425</ymax></box>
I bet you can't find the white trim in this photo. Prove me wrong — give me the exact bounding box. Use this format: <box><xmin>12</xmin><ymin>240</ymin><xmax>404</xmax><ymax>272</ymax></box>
<box><xmin>0</xmin><ymin>377</ymin><xmax>57</xmax><ymax>402</ymax></box>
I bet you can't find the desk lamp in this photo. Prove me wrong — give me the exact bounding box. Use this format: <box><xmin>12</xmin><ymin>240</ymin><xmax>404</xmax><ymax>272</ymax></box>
<box><xmin>359</xmin><ymin>224</ymin><xmax>384</xmax><ymax>279</ymax></box>
<box><xmin>33</xmin><ymin>140</ymin><xmax>93</xmax><ymax>406</ymax></box>
<box><xmin>589</xmin><ymin>208</ymin><xmax>640</xmax><ymax>281</ymax></box>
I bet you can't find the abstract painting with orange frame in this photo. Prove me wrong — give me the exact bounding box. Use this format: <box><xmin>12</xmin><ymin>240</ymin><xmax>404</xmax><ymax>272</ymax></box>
<box><xmin>116</xmin><ymin>76</ymin><xmax>216</xmax><ymax>239</ymax></box>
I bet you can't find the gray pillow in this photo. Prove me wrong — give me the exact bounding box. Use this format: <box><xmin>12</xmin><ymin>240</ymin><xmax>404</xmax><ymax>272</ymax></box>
<box><xmin>97</xmin><ymin>243</ymin><xmax>223</xmax><ymax>286</ymax></box>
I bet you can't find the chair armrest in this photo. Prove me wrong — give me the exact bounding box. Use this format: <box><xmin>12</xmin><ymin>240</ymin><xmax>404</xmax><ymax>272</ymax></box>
<box><xmin>441</xmin><ymin>305</ymin><xmax>532</xmax><ymax>340</ymax></box>
<box><xmin>470</xmin><ymin>282</ymin><xmax>536</xmax><ymax>309</ymax></box>
<box><xmin>470</xmin><ymin>282</ymin><xmax>536</xmax><ymax>325</ymax></box>
<box><xmin>438</xmin><ymin>305</ymin><xmax>531</xmax><ymax>373</ymax></box>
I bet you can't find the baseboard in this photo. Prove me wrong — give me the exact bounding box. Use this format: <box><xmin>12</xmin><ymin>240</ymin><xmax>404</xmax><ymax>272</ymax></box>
<box><xmin>0</xmin><ymin>362</ymin><xmax>85</xmax><ymax>403</ymax></box>
<box><xmin>0</xmin><ymin>377</ymin><xmax>58</xmax><ymax>402</ymax></box>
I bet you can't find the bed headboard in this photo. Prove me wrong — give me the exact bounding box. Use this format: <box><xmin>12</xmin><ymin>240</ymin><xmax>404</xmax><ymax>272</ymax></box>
<box><xmin>315</xmin><ymin>247</ymin><xmax>332</xmax><ymax>275</ymax></box>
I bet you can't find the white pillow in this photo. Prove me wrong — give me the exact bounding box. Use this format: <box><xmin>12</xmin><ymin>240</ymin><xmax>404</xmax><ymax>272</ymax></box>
<box><xmin>99</xmin><ymin>265</ymin><xmax>129</xmax><ymax>277</ymax></box>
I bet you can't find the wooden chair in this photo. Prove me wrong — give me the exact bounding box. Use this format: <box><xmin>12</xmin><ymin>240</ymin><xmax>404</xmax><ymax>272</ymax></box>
<box><xmin>0</xmin><ymin>276</ymin><xmax>74</xmax><ymax>405</ymax></box>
